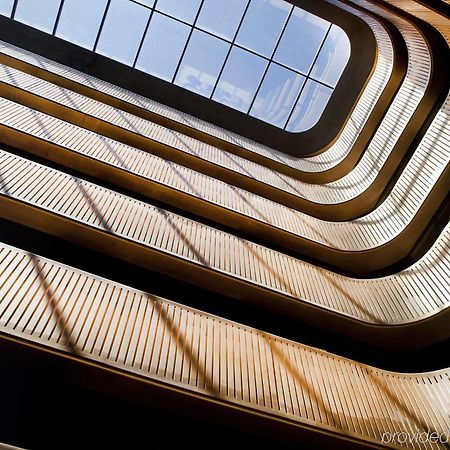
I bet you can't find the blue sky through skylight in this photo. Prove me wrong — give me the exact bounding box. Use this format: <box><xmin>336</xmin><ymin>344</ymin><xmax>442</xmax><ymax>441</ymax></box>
<box><xmin>1</xmin><ymin>0</ymin><xmax>351</xmax><ymax>132</ymax></box>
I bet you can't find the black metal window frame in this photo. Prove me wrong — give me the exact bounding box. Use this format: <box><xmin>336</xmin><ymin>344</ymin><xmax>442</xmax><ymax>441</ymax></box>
<box><xmin>7</xmin><ymin>0</ymin><xmax>346</xmax><ymax>132</ymax></box>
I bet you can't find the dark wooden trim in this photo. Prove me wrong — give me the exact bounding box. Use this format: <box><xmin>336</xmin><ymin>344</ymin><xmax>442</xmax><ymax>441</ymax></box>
<box><xmin>416</xmin><ymin>0</ymin><xmax>450</xmax><ymax>17</ymax></box>
<box><xmin>0</xmin><ymin>336</ymin><xmax>391</xmax><ymax>450</ymax></box>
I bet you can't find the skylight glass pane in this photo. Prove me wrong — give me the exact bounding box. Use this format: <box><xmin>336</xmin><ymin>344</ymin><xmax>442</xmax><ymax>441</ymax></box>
<box><xmin>196</xmin><ymin>0</ymin><xmax>248</xmax><ymax>41</ymax></box>
<box><xmin>156</xmin><ymin>0</ymin><xmax>202</xmax><ymax>24</ymax></box>
<box><xmin>7</xmin><ymin>0</ymin><xmax>348</xmax><ymax>132</ymax></box>
<box><xmin>250</xmin><ymin>63</ymin><xmax>305</xmax><ymax>128</ymax></box>
<box><xmin>136</xmin><ymin>13</ymin><xmax>190</xmax><ymax>82</ymax></box>
<box><xmin>175</xmin><ymin>29</ymin><xmax>229</xmax><ymax>97</ymax></box>
<box><xmin>14</xmin><ymin>0</ymin><xmax>60</xmax><ymax>33</ymax></box>
<box><xmin>55</xmin><ymin>0</ymin><xmax>108</xmax><ymax>50</ymax></box>
<box><xmin>274</xmin><ymin>8</ymin><xmax>329</xmax><ymax>74</ymax></box>
<box><xmin>96</xmin><ymin>0</ymin><xmax>150</xmax><ymax>66</ymax></box>
<box><xmin>286</xmin><ymin>80</ymin><xmax>332</xmax><ymax>132</ymax></box>
<box><xmin>235</xmin><ymin>0</ymin><xmax>291</xmax><ymax>58</ymax></box>
<box><xmin>311</xmin><ymin>25</ymin><xmax>351</xmax><ymax>87</ymax></box>
<box><xmin>133</xmin><ymin>0</ymin><xmax>155</xmax><ymax>6</ymax></box>
<box><xmin>213</xmin><ymin>47</ymin><xmax>267</xmax><ymax>113</ymax></box>
<box><xmin>0</xmin><ymin>0</ymin><xmax>14</xmax><ymax>17</ymax></box>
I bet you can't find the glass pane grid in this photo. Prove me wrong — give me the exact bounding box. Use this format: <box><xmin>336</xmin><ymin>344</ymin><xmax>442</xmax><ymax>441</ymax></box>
<box><xmin>5</xmin><ymin>0</ymin><xmax>351</xmax><ymax>132</ymax></box>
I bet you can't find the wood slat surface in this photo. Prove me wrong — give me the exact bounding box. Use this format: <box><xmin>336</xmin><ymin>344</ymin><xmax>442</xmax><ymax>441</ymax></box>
<box><xmin>0</xmin><ymin>69</ymin><xmax>448</xmax><ymax>272</ymax></box>
<box><xmin>0</xmin><ymin>149</ymin><xmax>449</xmax><ymax>346</ymax></box>
<box><xmin>0</xmin><ymin>242</ymin><xmax>448</xmax><ymax>449</ymax></box>
<box><xmin>383</xmin><ymin>1</ymin><xmax>450</xmax><ymax>44</ymax></box>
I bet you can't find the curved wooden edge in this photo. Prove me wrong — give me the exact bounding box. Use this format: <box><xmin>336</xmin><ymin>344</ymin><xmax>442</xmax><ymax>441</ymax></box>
<box><xmin>416</xmin><ymin>0</ymin><xmax>450</xmax><ymax>15</ymax></box>
<box><xmin>0</xmin><ymin>119</ymin><xmax>448</xmax><ymax>277</ymax></box>
<box><xmin>0</xmin><ymin>245</ymin><xmax>448</xmax><ymax>448</ymax></box>
<box><xmin>0</xmin><ymin>193</ymin><xmax>448</xmax><ymax>349</ymax></box>
<box><xmin>0</xmin><ymin>335</ymin><xmax>397</xmax><ymax>450</ymax></box>
<box><xmin>0</xmin><ymin>45</ymin><xmax>445</xmax><ymax>227</ymax></box>
<box><xmin>0</xmin><ymin>4</ymin><xmax>404</xmax><ymax>183</ymax></box>
<box><xmin>276</xmin><ymin>12</ymin><xmax>450</xmax><ymax>220</ymax></box>
<box><xmin>297</xmin><ymin>0</ymin><xmax>409</xmax><ymax>183</ymax></box>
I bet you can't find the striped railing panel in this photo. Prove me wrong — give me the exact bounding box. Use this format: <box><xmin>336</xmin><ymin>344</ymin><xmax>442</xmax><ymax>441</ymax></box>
<box><xmin>0</xmin><ymin>243</ymin><xmax>448</xmax><ymax>449</ymax></box>
<box><xmin>0</xmin><ymin>77</ymin><xmax>448</xmax><ymax>265</ymax></box>
<box><xmin>0</xmin><ymin>150</ymin><xmax>449</xmax><ymax>340</ymax></box>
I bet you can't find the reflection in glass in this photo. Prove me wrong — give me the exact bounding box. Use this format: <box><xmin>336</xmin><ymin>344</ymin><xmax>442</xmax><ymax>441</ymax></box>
<box><xmin>213</xmin><ymin>47</ymin><xmax>267</xmax><ymax>112</ymax></box>
<box><xmin>96</xmin><ymin>0</ymin><xmax>150</xmax><ymax>65</ymax></box>
<box><xmin>235</xmin><ymin>0</ymin><xmax>290</xmax><ymax>57</ymax></box>
<box><xmin>136</xmin><ymin>13</ymin><xmax>190</xmax><ymax>81</ymax></box>
<box><xmin>274</xmin><ymin>8</ymin><xmax>329</xmax><ymax>74</ymax></box>
<box><xmin>0</xmin><ymin>0</ymin><xmax>14</xmax><ymax>17</ymax></box>
<box><xmin>311</xmin><ymin>25</ymin><xmax>350</xmax><ymax>87</ymax></box>
<box><xmin>156</xmin><ymin>0</ymin><xmax>202</xmax><ymax>24</ymax></box>
<box><xmin>196</xmin><ymin>0</ymin><xmax>248</xmax><ymax>40</ymax></box>
<box><xmin>14</xmin><ymin>0</ymin><xmax>60</xmax><ymax>33</ymax></box>
<box><xmin>250</xmin><ymin>63</ymin><xmax>304</xmax><ymax>127</ymax></box>
<box><xmin>286</xmin><ymin>80</ymin><xmax>332</xmax><ymax>132</ymax></box>
<box><xmin>175</xmin><ymin>30</ymin><xmax>229</xmax><ymax>97</ymax></box>
<box><xmin>56</xmin><ymin>0</ymin><xmax>108</xmax><ymax>50</ymax></box>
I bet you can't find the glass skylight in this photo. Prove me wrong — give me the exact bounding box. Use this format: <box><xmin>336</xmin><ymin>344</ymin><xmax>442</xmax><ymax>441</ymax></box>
<box><xmin>1</xmin><ymin>0</ymin><xmax>351</xmax><ymax>132</ymax></box>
